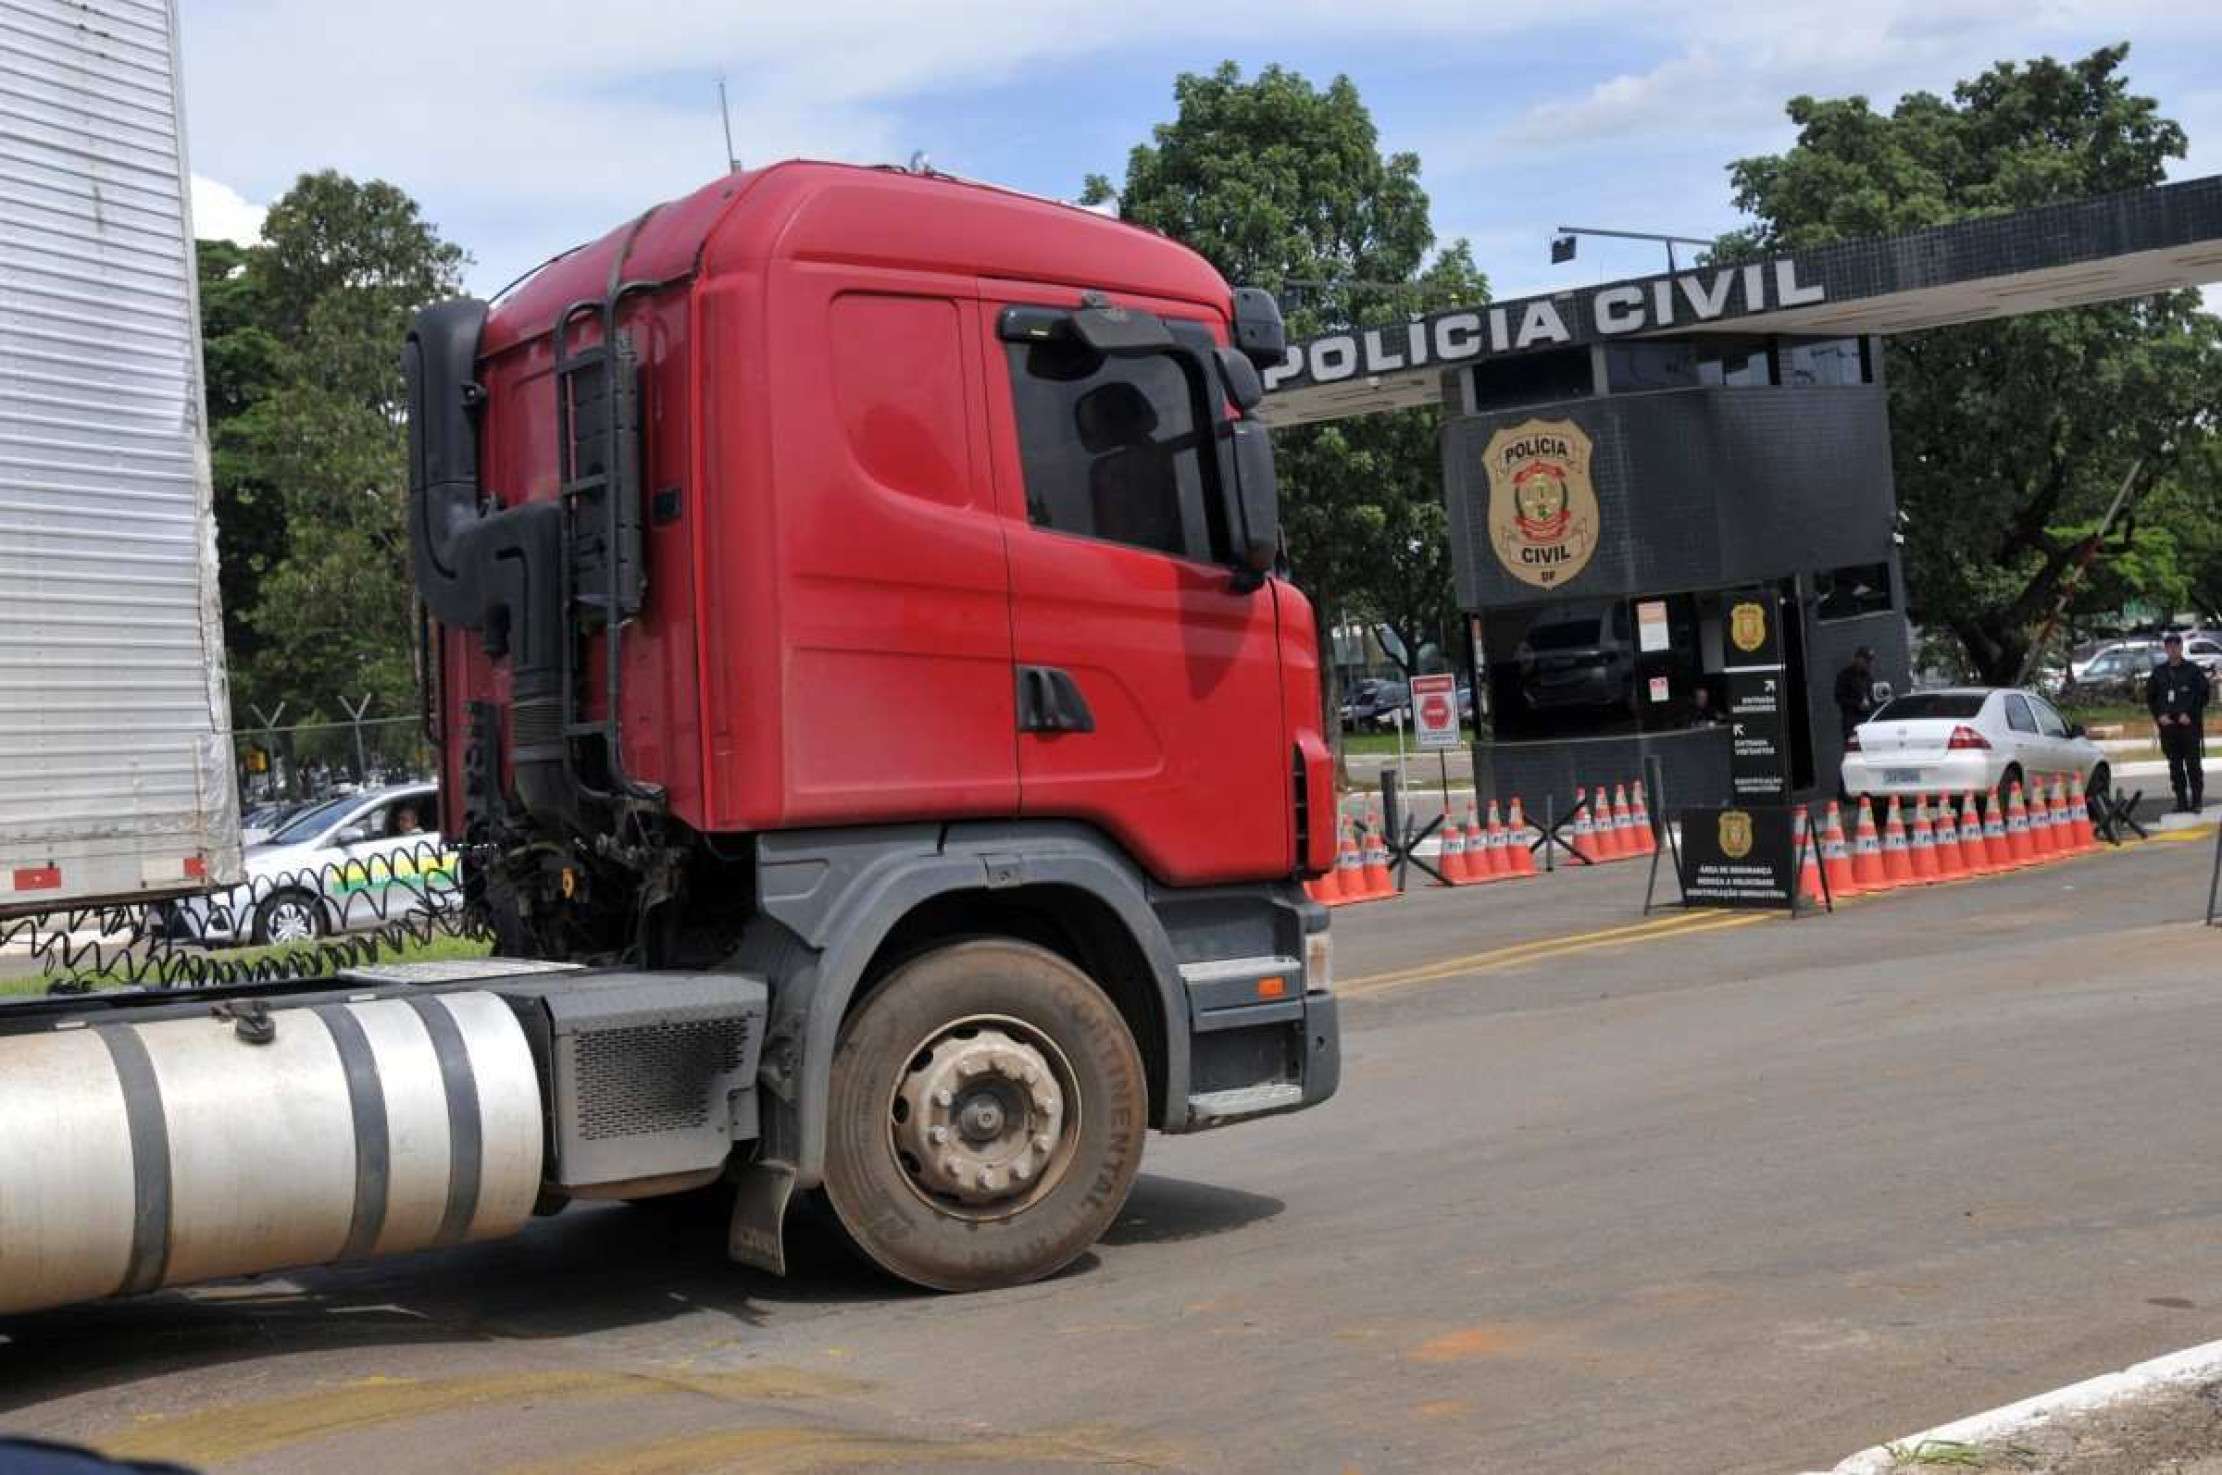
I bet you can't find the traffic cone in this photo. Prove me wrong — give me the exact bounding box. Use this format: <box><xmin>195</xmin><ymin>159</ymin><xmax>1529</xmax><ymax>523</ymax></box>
<box><xmin>2061</xmin><ymin>775</ymin><xmax>2095</xmax><ymax>854</ymax></box>
<box><xmin>1570</xmin><ymin>790</ymin><xmax>1597</xmax><ymax>862</ymax></box>
<box><xmin>1505</xmin><ymin>797</ymin><xmax>1537</xmax><ymax>877</ymax></box>
<box><xmin>1881</xmin><ymin>796</ymin><xmax>1913</xmax><ymax>886</ymax></box>
<box><xmin>1630</xmin><ymin>781</ymin><xmax>1657</xmax><ymax>856</ymax></box>
<box><xmin>1931</xmin><ymin>794</ymin><xmax>1967</xmax><ymax>881</ymax></box>
<box><xmin>1329</xmin><ymin>822</ymin><xmax>1363</xmax><ymax>903</ymax></box>
<box><xmin>2030</xmin><ymin>780</ymin><xmax>2060</xmax><ymax>859</ymax></box>
<box><xmin>1957</xmin><ymin>793</ymin><xmax>1991</xmax><ymax>876</ymax></box>
<box><xmin>1603</xmin><ymin>784</ymin><xmax>1633</xmax><ymax>860</ymax></box>
<box><xmin>1908</xmin><ymin>794</ymin><xmax>1939</xmax><ymax>882</ymax></box>
<box><xmin>2005</xmin><ymin>783</ymin><xmax>2034</xmax><ymax>864</ymax></box>
<box><xmin>1477</xmin><ymin>800</ymin><xmax>1507</xmax><ymax>879</ymax></box>
<box><xmin>1980</xmin><ymin>788</ymin><xmax>2011</xmax><ymax>871</ymax></box>
<box><xmin>1821</xmin><ymin>800</ymin><xmax>1859</xmax><ymax>898</ymax></box>
<box><xmin>1361</xmin><ymin>817</ymin><xmax>1395</xmax><ymax>900</ymax></box>
<box><xmin>1851</xmin><ymin>800</ymin><xmax>1887</xmax><ymax>891</ymax></box>
<box><xmin>1438</xmin><ymin>805</ymin><xmax>1470</xmax><ymax>885</ymax></box>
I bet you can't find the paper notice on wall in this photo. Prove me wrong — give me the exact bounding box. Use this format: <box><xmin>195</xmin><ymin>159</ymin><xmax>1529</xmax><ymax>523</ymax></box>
<box><xmin>1648</xmin><ymin>675</ymin><xmax>1670</xmax><ymax>703</ymax></box>
<box><xmin>1637</xmin><ymin>599</ymin><xmax>1669</xmax><ymax>653</ymax></box>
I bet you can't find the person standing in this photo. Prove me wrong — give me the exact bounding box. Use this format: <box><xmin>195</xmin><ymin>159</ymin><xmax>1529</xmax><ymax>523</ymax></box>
<box><xmin>2146</xmin><ymin>633</ymin><xmax>2209</xmax><ymax>812</ymax></box>
<box><xmin>1834</xmin><ymin>646</ymin><xmax>1877</xmax><ymax>739</ymax></box>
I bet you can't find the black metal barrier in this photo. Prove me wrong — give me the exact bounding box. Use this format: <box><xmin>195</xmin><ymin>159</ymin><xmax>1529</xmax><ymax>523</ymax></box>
<box><xmin>0</xmin><ymin>839</ymin><xmax>490</xmax><ymax>993</ymax></box>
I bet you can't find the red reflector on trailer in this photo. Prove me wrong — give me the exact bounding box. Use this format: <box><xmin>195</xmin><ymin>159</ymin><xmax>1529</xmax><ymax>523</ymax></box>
<box><xmin>12</xmin><ymin>866</ymin><xmax>61</xmax><ymax>892</ymax></box>
<box><xmin>184</xmin><ymin>855</ymin><xmax>207</xmax><ymax>879</ymax></box>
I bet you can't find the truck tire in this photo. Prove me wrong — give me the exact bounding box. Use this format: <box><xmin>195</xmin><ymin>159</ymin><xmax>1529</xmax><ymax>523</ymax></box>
<box><xmin>821</xmin><ymin>939</ymin><xmax>1147</xmax><ymax>1292</ymax></box>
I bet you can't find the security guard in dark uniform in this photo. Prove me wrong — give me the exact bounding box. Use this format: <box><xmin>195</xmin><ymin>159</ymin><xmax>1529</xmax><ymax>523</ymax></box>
<box><xmin>2146</xmin><ymin>633</ymin><xmax>2209</xmax><ymax>812</ymax></box>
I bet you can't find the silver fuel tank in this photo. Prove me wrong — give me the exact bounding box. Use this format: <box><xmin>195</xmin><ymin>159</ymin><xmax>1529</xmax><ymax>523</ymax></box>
<box><xmin>0</xmin><ymin>991</ymin><xmax>543</xmax><ymax>1316</ymax></box>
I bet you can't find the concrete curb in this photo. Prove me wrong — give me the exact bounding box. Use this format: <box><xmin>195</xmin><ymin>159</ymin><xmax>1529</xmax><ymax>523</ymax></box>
<box><xmin>1819</xmin><ymin>1337</ymin><xmax>2222</xmax><ymax>1474</ymax></box>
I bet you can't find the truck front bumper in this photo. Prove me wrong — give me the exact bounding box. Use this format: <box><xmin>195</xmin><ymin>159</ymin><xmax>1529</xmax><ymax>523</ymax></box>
<box><xmin>1172</xmin><ymin>919</ymin><xmax>1340</xmax><ymax>1131</ymax></box>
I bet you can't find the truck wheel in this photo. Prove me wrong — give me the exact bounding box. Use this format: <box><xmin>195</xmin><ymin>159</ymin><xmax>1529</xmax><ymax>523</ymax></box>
<box><xmin>253</xmin><ymin>889</ymin><xmax>325</xmax><ymax>945</ymax></box>
<box><xmin>822</xmin><ymin>939</ymin><xmax>1146</xmax><ymax>1292</ymax></box>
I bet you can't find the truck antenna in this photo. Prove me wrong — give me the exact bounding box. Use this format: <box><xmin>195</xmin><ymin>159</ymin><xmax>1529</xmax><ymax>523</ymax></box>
<box><xmin>717</xmin><ymin>77</ymin><xmax>740</xmax><ymax>172</ymax></box>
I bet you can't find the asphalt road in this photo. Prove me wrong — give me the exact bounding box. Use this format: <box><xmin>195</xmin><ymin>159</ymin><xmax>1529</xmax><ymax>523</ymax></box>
<box><xmin>6</xmin><ymin>830</ymin><xmax>2222</xmax><ymax>1473</ymax></box>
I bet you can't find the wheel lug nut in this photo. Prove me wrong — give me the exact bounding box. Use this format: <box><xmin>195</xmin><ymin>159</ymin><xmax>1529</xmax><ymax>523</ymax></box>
<box><xmin>1032</xmin><ymin>1133</ymin><xmax>1053</xmax><ymax>1153</ymax></box>
<box><xmin>928</xmin><ymin>1125</ymin><xmax>948</xmax><ymax>1145</ymax></box>
<box><xmin>934</xmin><ymin>1089</ymin><xmax>954</xmax><ymax>1108</ymax></box>
<box><xmin>1010</xmin><ymin>1162</ymin><xmax>1029</xmax><ymax>1182</ymax></box>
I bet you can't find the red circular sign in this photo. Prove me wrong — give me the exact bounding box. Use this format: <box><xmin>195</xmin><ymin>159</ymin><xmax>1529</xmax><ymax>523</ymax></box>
<box><xmin>1421</xmin><ymin>693</ymin><xmax>1452</xmax><ymax>728</ymax></box>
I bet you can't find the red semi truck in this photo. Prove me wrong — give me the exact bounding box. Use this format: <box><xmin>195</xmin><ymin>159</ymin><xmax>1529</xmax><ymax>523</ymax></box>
<box><xmin>0</xmin><ymin>160</ymin><xmax>1335</xmax><ymax>1313</ymax></box>
<box><xmin>402</xmin><ymin>160</ymin><xmax>1341</xmax><ymax>1289</ymax></box>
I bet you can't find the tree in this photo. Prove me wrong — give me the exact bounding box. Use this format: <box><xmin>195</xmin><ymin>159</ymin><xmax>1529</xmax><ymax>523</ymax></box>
<box><xmin>1721</xmin><ymin>45</ymin><xmax>2222</xmax><ymax>683</ymax></box>
<box><xmin>1086</xmin><ymin>64</ymin><xmax>1484</xmax><ymax>743</ymax></box>
<box><xmin>201</xmin><ymin>172</ymin><xmax>467</xmax><ymax>724</ymax></box>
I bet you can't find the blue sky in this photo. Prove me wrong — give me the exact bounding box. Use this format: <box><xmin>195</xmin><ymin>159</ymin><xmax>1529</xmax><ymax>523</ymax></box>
<box><xmin>178</xmin><ymin>1</ymin><xmax>2222</xmax><ymax>307</ymax></box>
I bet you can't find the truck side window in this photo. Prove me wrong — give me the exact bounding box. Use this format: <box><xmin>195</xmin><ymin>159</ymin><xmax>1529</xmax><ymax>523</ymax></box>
<box><xmin>1006</xmin><ymin>336</ymin><xmax>1212</xmax><ymax>559</ymax></box>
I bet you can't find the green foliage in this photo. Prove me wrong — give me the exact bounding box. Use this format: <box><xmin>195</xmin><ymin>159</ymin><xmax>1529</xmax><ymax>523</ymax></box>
<box><xmin>1089</xmin><ymin>62</ymin><xmax>1482</xmax><ymax>700</ymax></box>
<box><xmin>200</xmin><ymin>172</ymin><xmax>466</xmax><ymax>722</ymax></box>
<box><xmin>1722</xmin><ymin>45</ymin><xmax>2222</xmax><ymax>683</ymax></box>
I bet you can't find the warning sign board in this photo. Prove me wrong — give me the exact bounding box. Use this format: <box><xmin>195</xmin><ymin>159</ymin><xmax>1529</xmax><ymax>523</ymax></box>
<box><xmin>1410</xmin><ymin>673</ymin><xmax>1460</xmax><ymax>751</ymax></box>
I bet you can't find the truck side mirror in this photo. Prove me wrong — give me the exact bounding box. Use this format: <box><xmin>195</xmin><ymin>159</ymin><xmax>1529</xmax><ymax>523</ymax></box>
<box><xmin>1230</xmin><ymin>287</ymin><xmax>1286</xmax><ymax>370</ymax></box>
<box><xmin>1226</xmin><ymin>422</ymin><xmax>1279</xmax><ymax>578</ymax></box>
<box><xmin>1214</xmin><ymin>346</ymin><xmax>1264</xmax><ymax>413</ymax></box>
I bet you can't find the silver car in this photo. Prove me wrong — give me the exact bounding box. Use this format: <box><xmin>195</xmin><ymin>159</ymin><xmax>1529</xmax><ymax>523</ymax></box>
<box><xmin>1841</xmin><ymin>688</ymin><xmax>2107</xmax><ymax>802</ymax></box>
<box><xmin>162</xmin><ymin>783</ymin><xmax>456</xmax><ymax>946</ymax></box>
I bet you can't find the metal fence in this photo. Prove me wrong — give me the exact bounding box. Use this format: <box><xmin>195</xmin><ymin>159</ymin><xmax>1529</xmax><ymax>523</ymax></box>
<box><xmin>235</xmin><ymin>715</ymin><xmax>436</xmax><ymax>805</ymax></box>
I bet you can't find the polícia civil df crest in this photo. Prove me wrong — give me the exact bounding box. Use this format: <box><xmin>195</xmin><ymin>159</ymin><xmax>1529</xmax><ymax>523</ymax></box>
<box><xmin>1483</xmin><ymin>418</ymin><xmax>1597</xmax><ymax>589</ymax></box>
<box><xmin>1729</xmin><ymin>600</ymin><xmax>1769</xmax><ymax>654</ymax></box>
<box><xmin>1717</xmin><ymin>809</ymin><xmax>1754</xmax><ymax>860</ymax></box>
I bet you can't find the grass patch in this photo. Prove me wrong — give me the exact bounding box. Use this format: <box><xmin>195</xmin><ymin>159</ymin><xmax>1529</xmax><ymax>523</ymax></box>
<box><xmin>3</xmin><ymin>932</ymin><xmax>493</xmax><ymax>996</ymax></box>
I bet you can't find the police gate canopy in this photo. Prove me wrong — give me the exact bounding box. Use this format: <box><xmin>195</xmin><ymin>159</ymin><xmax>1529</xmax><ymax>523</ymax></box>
<box><xmin>1260</xmin><ymin>176</ymin><xmax>2222</xmax><ymax>812</ymax></box>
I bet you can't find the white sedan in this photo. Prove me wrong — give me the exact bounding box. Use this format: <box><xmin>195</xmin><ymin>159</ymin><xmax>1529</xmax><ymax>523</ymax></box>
<box><xmin>159</xmin><ymin>783</ymin><xmax>457</xmax><ymax>946</ymax></box>
<box><xmin>1841</xmin><ymin>688</ymin><xmax>2107</xmax><ymax>801</ymax></box>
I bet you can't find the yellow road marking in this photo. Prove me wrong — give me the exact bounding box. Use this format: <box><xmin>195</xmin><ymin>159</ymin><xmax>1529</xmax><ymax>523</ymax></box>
<box><xmin>1339</xmin><ymin>910</ymin><xmax>1768</xmax><ymax>999</ymax></box>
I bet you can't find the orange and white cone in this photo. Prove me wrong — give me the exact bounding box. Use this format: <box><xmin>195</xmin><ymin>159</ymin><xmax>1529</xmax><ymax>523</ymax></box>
<box><xmin>1477</xmin><ymin>800</ymin><xmax>1508</xmax><ymax>879</ymax></box>
<box><xmin>1438</xmin><ymin>806</ymin><xmax>1470</xmax><ymax>885</ymax></box>
<box><xmin>1361</xmin><ymin>818</ymin><xmax>1396</xmax><ymax>899</ymax></box>
<box><xmin>1908</xmin><ymin>794</ymin><xmax>1939</xmax><ymax>882</ymax></box>
<box><xmin>1630</xmin><ymin>781</ymin><xmax>1657</xmax><ymax>856</ymax></box>
<box><xmin>1571</xmin><ymin>790</ymin><xmax>1597</xmax><ymax>862</ymax></box>
<box><xmin>1821</xmin><ymin>800</ymin><xmax>1858</xmax><ymax>898</ymax></box>
<box><xmin>1329</xmin><ymin>822</ymin><xmax>1364</xmax><ymax>903</ymax></box>
<box><xmin>1881</xmin><ymin>796</ymin><xmax>1913</xmax><ymax>887</ymax></box>
<box><xmin>1851</xmin><ymin>801</ymin><xmax>1887</xmax><ymax>891</ymax></box>
<box><xmin>2028</xmin><ymin>780</ymin><xmax>2058</xmax><ymax>859</ymax></box>
<box><xmin>1956</xmin><ymin>793</ymin><xmax>1991</xmax><ymax>876</ymax></box>
<box><xmin>2061</xmin><ymin>775</ymin><xmax>2095</xmax><ymax>854</ymax></box>
<box><xmin>1604</xmin><ymin>784</ymin><xmax>1633</xmax><ymax>860</ymax></box>
<box><xmin>1930</xmin><ymin>794</ymin><xmax>1966</xmax><ymax>881</ymax></box>
<box><xmin>1505</xmin><ymin>797</ymin><xmax>1537</xmax><ymax>877</ymax></box>
<box><xmin>2005</xmin><ymin>783</ymin><xmax>2035</xmax><ymax>864</ymax></box>
<box><xmin>1981</xmin><ymin>788</ymin><xmax>2011</xmax><ymax>871</ymax></box>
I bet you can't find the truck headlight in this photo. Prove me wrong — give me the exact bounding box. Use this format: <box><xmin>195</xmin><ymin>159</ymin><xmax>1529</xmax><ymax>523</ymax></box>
<box><xmin>1304</xmin><ymin>929</ymin><xmax>1332</xmax><ymax>995</ymax></box>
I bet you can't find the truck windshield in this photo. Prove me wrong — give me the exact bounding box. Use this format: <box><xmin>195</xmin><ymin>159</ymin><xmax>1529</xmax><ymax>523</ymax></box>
<box><xmin>265</xmin><ymin>795</ymin><xmax>357</xmax><ymax>845</ymax></box>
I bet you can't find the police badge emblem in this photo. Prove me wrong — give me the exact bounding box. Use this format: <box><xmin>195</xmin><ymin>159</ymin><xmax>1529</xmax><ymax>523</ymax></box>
<box><xmin>1482</xmin><ymin>419</ymin><xmax>1598</xmax><ymax>589</ymax></box>
<box><xmin>1717</xmin><ymin>809</ymin><xmax>1754</xmax><ymax>859</ymax></box>
<box><xmin>1729</xmin><ymin>600</ymin><xmax>1769</xmax><ymax>654</ymax></box>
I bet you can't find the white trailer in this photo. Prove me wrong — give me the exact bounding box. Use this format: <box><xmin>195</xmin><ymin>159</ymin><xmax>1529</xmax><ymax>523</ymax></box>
<box><xmin>0</xmin><ymin>0</ymin><xmax>241</xmax><ymax>916</ymax></box>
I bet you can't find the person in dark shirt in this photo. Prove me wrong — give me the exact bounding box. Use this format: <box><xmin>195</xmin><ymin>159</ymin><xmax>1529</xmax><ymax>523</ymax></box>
<box><xmin>2147</xmin><ymin>633</ymin><xmax>2210</xmax><ymax>812</ymax></box>
<box><xmin>1833</xmin><ymin>646</ymin><xmax>1877</xmax><ymax>739</ymax></box>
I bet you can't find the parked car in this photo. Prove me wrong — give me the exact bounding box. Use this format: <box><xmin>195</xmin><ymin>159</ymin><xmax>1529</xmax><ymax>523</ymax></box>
<box><xmin>1841</xmin><ymin>688</ymin><xmax>2107</xmax><ymax>802</ymax></box>
<box><xmin>159</xmin><ymin>783</ymin><xmax>455</xmax><ymax>946</ymax></box>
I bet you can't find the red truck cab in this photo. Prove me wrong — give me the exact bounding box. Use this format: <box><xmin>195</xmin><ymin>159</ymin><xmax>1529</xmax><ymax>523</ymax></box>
<box><xmin>406</xmin><ymin>161</ymin><xmax>1336</xmax><ymax>1290</ymax></box>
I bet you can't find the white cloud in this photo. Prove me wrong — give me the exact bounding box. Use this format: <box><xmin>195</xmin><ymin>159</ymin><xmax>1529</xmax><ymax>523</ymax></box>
<box><xmin>189</xmin><ymin>173</ymin><xmax>265</xmax><ymax>246</ymax></box>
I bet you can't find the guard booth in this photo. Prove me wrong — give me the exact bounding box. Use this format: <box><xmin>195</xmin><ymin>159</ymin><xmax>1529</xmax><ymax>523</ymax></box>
<box><xmin>1445</xmin><ymin>334</ymin><xmax>1906</xmax><ymax>808</ymax></box>
<box><xmin>1257</xmin><ymin>175</ymin><xmax>2222</xmax><ymax>812</ymax></box>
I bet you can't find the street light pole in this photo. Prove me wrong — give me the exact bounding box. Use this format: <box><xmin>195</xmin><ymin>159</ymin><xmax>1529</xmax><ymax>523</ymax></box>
<box><xmin>1551</xmin><ymin>225</ymin><xmax>1716</xmax><ymax>273</ymax></box>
